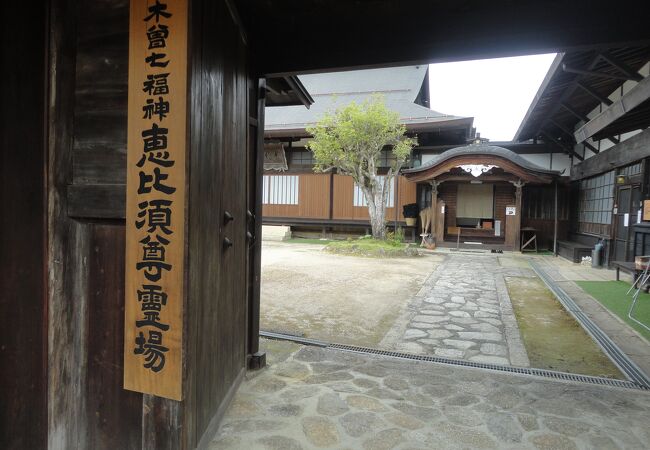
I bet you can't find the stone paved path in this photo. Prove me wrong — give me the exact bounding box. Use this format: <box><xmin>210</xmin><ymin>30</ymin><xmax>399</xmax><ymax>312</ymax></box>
<box><xmin>382</xmin><ymin>254</ymin><xmax>530</xmax><ymax>366</ymax></box>
<box><xmin>212</xmin><ymin>340</ymin><xmax>650</xmax><ymax>450</ymax></box>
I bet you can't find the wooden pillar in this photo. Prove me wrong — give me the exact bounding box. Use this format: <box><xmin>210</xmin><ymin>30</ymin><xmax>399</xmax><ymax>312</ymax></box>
<box><xmin>1</xmin><ymin>2</ymin><xmax>48</xmax><ymax>447</ymax></box>
<box><xmin>436</xmin><ymin>200</ymin><xmax>446</xmax><ymax>244</ymax></box>
<box><xmin>553</xmin><ymin>180</ymin><xmax>558</xmax><ymax>255</ymax></box>
<box><xmin>430</xmin><ymin>180</ymin><xmax>439</xmax><ymax>236</ymax></box>
<box><xmin>248</xmin><ymin>78</ymin><xmax>266</xmax><ymax>370</ymax></box>
<box><xmin>514</xmin><ymin>180</ymin><xmax>524</xmax><ymax>251</ymax></box>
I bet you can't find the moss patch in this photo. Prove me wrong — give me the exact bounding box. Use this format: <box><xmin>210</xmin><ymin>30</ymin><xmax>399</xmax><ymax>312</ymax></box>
<box><xmin>506</xmin><ymin>276</ymin><xmax>623</xmax><ymax>379</ymax></box>
<box><xmin>498</xmin><ymin>256</ymin><xmax>531</xmax><ymax>269</ymax></box>
<box><xmin>575</xmin><ymin>281</ymin><xmax>650</xmax><ymax>342</ymax></box>
<box><xmin>325</xmin><ymin>238</ymin><xmax>419</xmax><ymax>258</ymax></box>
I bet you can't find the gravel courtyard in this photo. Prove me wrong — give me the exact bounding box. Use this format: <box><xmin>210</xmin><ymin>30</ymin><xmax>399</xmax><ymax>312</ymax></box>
<box><xmin>261</xmin><ymin>241</ymin><xmax>443</xmax><ymax>347</ymax></box>
<box><xmin>262</xmin><ymin>243</ymin><xmax>531</xmax><ymax>365</ymax></box>
<box><xmin>261</xmin><ymin>241</ymin><xmax>640</xmax><ymax>378</ymax></box>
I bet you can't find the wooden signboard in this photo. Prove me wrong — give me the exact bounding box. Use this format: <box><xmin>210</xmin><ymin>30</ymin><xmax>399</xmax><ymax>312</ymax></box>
<box><xmin>643</xmin><ymin>200</ymin><xmax>650</xmax><ymax>222</ymax></box>
<box><xmin>124</xmin><ymin>0</ymin><xmax>187</xmax><ymax>401</ymax></box>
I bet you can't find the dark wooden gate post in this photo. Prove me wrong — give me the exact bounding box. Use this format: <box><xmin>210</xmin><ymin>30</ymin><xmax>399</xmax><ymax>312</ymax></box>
<box><xmin>248</xmin><ymin>78</ymin><xmax>267</xmax><ymax>369</ymax></box>
<box><xmin>1</xmin><ymin>2</ymin><xmax>48</xmax><ymax>447</ymax></box>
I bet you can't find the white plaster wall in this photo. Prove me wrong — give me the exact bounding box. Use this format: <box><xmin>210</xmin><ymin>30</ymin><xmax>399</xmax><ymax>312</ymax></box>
<box><xmin>421</xmin><ymin>153</ymin><xmax>436</xmax><ymax>166</ymax></box>
<box><xmin>520</xmin><ymin>153</ymin><xmax>550</xmax><ymax>170</ymax></box>
<box><xmin>520</xmin><ymin>153</ymin><xmax>571</xmax><ymax>174</ymax></box>
<box><xmin>549</xmin><ymin>153</ymin><xmax>571</xmax><ymax>174</ymax></box>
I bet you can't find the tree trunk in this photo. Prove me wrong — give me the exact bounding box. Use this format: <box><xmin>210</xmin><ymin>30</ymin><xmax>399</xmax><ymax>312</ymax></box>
<box><xmin>363</xmin><ymin>185</ymin><xmax>387</xmax><ymax>239</ymax></box>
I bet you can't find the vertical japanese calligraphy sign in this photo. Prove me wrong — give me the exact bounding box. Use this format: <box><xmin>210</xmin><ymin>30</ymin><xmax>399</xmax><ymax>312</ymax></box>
<box><xmin>124</xmin><ymin>0</ymin><xmax>187</xmax><ymax>401</ymax></box>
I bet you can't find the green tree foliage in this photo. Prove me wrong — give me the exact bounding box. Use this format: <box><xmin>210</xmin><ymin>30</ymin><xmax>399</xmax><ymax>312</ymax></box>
<box><xmin>307</xmin><ymin>95</ymin><xmax>417</xmax><ymax>239</ymax></box>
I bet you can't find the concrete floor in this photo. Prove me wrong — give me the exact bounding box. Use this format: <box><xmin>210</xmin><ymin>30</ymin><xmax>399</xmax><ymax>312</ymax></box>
<box><xmin>211</xmin><ymin>339</ymin><xmax>650</xmax><ymax>450</ymax></box>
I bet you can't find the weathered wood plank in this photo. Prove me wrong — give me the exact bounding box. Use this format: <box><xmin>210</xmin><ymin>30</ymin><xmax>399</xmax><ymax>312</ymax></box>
<box><xmin>67</xmin><ymin>184</ymin><xmax>126</xmax><ymax>219</ymax></box>
<box><xmin>574</xmin><ymin>76</ymin><xmax>650</xmax><ymax>143</ymax></box>
<box><xmin>47</xmin><ymin>0</ymin><xmax>93</xmax><ymax>448</ymax></box>
<box><xmin>86</xmin><ymin>224</ymin><xmax>142</xmax><ymax>449</ymax></box>
<box><xmin>142</xmin><ymin>396</ymin><xmax>182</xmax><ymax>450</ymax></box>
<box><xmin>72</xmin><ymin>0</ymin><xmax>128</xmax><ymax>190</ymax></box>
<box><xmin>179</xmin><ymin>1</ymin><xmax>253</xmax><ymax>447</ymax></box>
<box><xmin>571</xmin><ymin>128</ymin><xmax>650</xmax><ymax>180</ymax></box>
<box><xmin>73</xmin><ymin>149</ymin><xmax>126</xmax><ymax>185</ymax></box>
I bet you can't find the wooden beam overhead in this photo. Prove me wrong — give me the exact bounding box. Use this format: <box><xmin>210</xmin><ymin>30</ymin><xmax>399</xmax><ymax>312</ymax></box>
<box><xmin>576</xmin><ymin>81</ymin><xmax>614</xmax><ymax>106</ymax></box>
<box><xmin>540</xmin><ymin>130</ymin><xmax>584</xmax><ymax>161</ymax></box>
<box><xmin>562</xmin><ymin>63</ymin><xmax>638</xmax><ymax>81</ymax></box>
<box><xmin>599</xmin><ymin>51</ymin><xmax>644</xmax><ymax>82</ymax></box>
<box><xmin>532</xmin><ymin>53</ymin><xmax>603</xmax><ymax>141</ymax></box>
<box><xmin>571</xmin><ymin>128</ymin><xmax>650</xmax><ymax>180</ymax></box>
<box><xmin>574</xmin><ymin>75</ymin><xmax>650</xmax><ymax>143</ymax></box>
<box><xmin>548</xmin><ymin>119</ymin><xmax>600</xmax><ymax>153</ymax></box>
<box><xmin>284</xmin><ymin>75</ymin><xmax>314</xmax><ymax>109</ymax></box>
<box><xmin>559</xmin><ymin>102</ymin><xmax>590</xmax><ymax>122</ymax></box>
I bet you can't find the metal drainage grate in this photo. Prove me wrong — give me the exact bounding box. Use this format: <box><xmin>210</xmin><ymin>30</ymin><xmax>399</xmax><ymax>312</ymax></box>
<box><xmin>530</xmin><ymin>261</ymin><xmax>650</xmax><ymax>389</ymax></box>
<box><xmin>261</xmin><ymin>330</ymin><xmax>329</xmax><ymax>347</ymax></box>
<box><xmin>260</xmin><ymin>331</ymin><xmax>648</xmax><ymax>391</ymax></box>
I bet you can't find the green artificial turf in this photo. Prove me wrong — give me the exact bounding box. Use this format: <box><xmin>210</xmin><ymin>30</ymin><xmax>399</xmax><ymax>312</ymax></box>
<box><xmin>575</xmin><ymin>280</ymin><xmax>650</xmax><ymax>341</ymax></box>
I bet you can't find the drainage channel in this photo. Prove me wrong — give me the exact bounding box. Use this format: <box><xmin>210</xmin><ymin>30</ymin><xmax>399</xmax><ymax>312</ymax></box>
<box><xmin>529</xmin><ymin>261</ymin><xmax>650</xmax><ymax>389</ymax></box>
<box><xmin>260</xmin><ymin>330</ymin><xmax>648</xmax><ymax>391</ymax></box>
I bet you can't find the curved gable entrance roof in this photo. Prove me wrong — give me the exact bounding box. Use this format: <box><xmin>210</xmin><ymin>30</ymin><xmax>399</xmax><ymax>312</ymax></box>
<box><xmin>402</xmin><ymin>144</ymin><xmax>563</xmax><ymax>184</ymax></box>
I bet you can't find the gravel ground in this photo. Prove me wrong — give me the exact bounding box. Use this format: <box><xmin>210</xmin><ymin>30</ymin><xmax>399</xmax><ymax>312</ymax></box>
<box><xmin>261</xmin><ymin>241</ymin><xmax>443</xmax><ymax>347</ymax></box>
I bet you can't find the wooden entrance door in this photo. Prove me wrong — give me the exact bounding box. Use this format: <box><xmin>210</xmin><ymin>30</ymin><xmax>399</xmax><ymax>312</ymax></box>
<box><xmin>613</xmin><ymin>184</ymin><xmax>642</xmax><ymax>262</ymax></box>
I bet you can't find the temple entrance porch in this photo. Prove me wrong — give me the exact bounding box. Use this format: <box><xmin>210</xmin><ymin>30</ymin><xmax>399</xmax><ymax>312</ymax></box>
<box><xmin>403</xmin><ymin>143</ymin><xmax>564</xmax><ymax>252</ymax></box>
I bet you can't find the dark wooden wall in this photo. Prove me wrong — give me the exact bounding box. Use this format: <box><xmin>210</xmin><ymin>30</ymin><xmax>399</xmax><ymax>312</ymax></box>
<box><xmin>185</xmin><ymin>0</ymin><xmax>251</xmax><ymax>448</ymax></box>
<box><xmin>0</xmin><ymin>2</ymin><xmax>48</xmax><ymax>449</ymax></box>
<box><xmin>522</xmin><ymin>184</ymin><xmax>570</xmax><ymax>250</ymax></box>
<box><xmin>48</xmin><ymin>0</ymin><xmax>144</xmax><ymax>448</ymax></box>
<box><xmin>46</xmin><ymin>0</ymin><xmax>256</xmax><ymax>448</ymax></box>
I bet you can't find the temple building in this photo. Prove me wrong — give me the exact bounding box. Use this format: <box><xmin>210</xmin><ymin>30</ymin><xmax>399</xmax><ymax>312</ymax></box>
<box><xmin>263</xmin><ymin>65</ymin><xmax>570</xmax><ymax>250</ymax></box>
<box><xmin>262</xmin><ymin>65</ymin><xmax>473</xmax><ymax>238</ymax></box>
<box><xmin>402</xmin><ymin>143</ymin><xmax>565</xmax><ymax>251</ymax></box>
<box><xmin>514</xmin><ymin>47</ymin><xmax>650</xmax><ymax>264</ymax></box>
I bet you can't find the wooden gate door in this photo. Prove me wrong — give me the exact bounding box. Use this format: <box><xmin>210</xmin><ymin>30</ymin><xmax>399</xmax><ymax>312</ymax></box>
<box><xmin>217</xmin><ymin>42</ymin><xmax>249</xmax><ymax>394</ymax></box>
<box><xmin>613</xmin><ymin>184</ymin><xmax>642</xmax><ymax>261</ymax></box>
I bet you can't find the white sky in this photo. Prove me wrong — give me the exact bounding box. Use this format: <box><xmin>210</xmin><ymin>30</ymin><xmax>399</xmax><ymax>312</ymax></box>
<box><xmin>428</xmin><ymin>54</ymin><xmax>557</xmax><ymax>141</ymax></box>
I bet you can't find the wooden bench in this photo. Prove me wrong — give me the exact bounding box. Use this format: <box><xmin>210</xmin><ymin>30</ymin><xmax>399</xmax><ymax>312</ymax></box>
<box><xmin>557</xmin><ymin>240</ymin><xmax>592</xmax><ymax>263</ymax></box>
<box><xmin>611</xmin><ymin>260</ymin><xmax>638</xmax><ymax>281</ymax></box>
